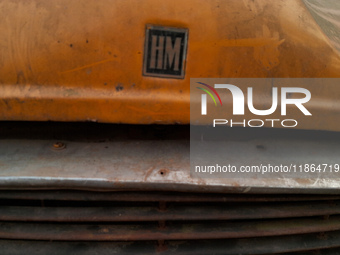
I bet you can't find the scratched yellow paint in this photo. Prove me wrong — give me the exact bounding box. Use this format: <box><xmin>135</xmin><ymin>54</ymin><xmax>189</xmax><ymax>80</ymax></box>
<box><xmin>0</xmin><ymin>0</ymin><xmax>339</xmax><ymax>130</ymax></box>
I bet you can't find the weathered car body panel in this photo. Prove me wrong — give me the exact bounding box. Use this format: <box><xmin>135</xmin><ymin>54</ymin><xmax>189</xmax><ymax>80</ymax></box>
<box><xmin>0</xmin><ymin>0</ymin><xmax>339</xmax><ymax>130</ymax></box>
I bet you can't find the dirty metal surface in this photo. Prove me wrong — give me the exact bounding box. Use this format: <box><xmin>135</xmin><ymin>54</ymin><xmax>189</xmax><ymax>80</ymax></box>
<box><xmin>0</xmin><ymin>137</ymin><xmax>339</xmax><ymax>193</ymax></box>
<box><xmin>0</xmin><ymin>123</ymin><xmax>340</xmax><ymax>193</ymax></box>
<box><xmin>1</xmin><ymin>190</ymin><xmax>340</xmax><ymax>202</ymax></box>
<box><xmin>0</xmin><ymin>137</ymin><xmax>340</xmax><ymax>193</ymax></box>
<box><xmin>0</xmin><ymin>201</ymin><xmax>340</xmax><ymax>222</ymax></box>
<box><xmin>0</xmin><ymin>191</ymin><xmax>339</xmax><ymax>254</ymax></box>
<box><xmin>0</xmin><ymin>216</ymin><xmax>340</xmax><ymax>241</ymax></box>
<box><xmin>0</xmin><ymin>231</ymin><xmax>339</xmax><ymax>255</ymax></box>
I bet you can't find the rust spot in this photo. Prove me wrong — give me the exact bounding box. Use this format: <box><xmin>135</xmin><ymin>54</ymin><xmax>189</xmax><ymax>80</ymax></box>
<box><xmin>143</xmin><ymin>167</ymin><xmax>155</xmax><ymax>181</ymax></box>
<box><xmin>116</xmin><ymin>84</ymin><xmax>124</xmax><ymax>91</ymax></box>
<box><xmin>232</xmin><ymin>182</ymin><xmax>240</xmax><ymax>187</ymax></box>
<box><xmin>52</xmin><ymin>142</ymin><xmax>66</xmax><ymax>150</ymax></box>
<box><xmin>295</xmin><ymin>178</ymin><xmax>313</xmax><ymax>185</ymax></box>
<box><xmin>159</xmin><ymin>169</ymin><xmax>169</xmax><ymax>176</ymax></box>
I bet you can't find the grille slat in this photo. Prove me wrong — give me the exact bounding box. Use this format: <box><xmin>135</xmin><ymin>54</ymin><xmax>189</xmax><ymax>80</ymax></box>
<box><xmin>0</xmin><ymin>231</ymin><xmax>339</xmax><ymax>255</ymax></box>
<box><xmin>0</xmin><ymin>216</ymin><xmax>340</xmax><ymax>241</ymax></box>
<box><xmin>0</xmin><ymin>201</ymin><xmax>339</xmax><ymax>222</ymax></box>
<box><xmin>0</xmin><ymin>190</ymin><xmax>339</xmax><ymax>202</ymax></box>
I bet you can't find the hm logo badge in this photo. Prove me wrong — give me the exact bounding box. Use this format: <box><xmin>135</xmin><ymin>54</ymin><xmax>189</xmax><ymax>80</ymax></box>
<box><xmin>143</xmin><ymin>25</ymin><xmax>188</xmax><ymax>79</ymax></box>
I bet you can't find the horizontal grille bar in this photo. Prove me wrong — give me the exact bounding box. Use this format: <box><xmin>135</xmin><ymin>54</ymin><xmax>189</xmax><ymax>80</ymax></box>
<box><xmin>0</xmin><ymin>201</ymin><xmax>339</xmax><ymax>222</ymax></box>
<box><xmin>0</xmin><ymin>216</ymin><xmax>340</xmax><ymax>241</ymax></box>
<box><xmin>0</xmin><ymin>190</ymin><xmax>340</xmax><ymax>202</ymax></box>
<box><xmin>0</xmin><ymin>231</ymin><xmax>339</xmax><ymax>255</ymax></box>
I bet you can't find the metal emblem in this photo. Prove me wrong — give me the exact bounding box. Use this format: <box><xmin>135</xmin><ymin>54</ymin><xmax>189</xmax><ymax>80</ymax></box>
<box><xmin>143</xmin><ymin>25</ymin><xmax>188</xmax><ymax>79</ymax></box>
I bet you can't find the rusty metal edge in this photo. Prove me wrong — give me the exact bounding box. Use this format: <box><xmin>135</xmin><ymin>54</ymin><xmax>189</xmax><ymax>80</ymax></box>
<box><xmin>0</xmin><ymin>135</ymin><xmax>339</xmax><ymax>194</ymax></box>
